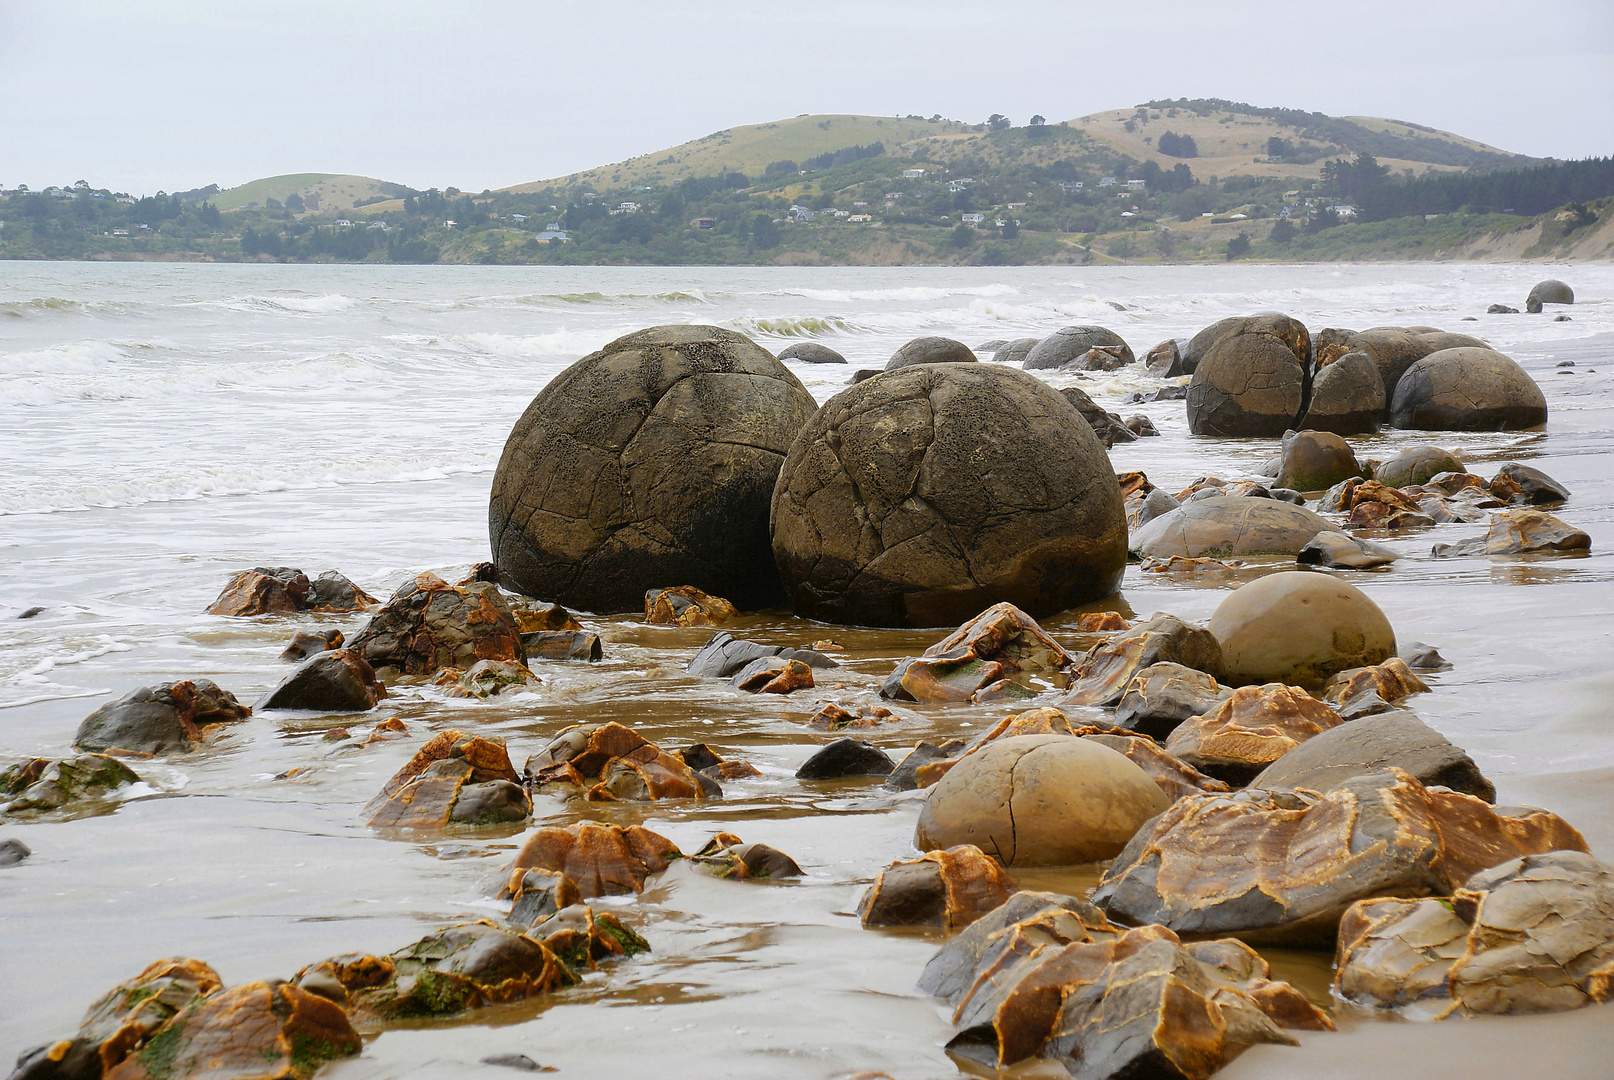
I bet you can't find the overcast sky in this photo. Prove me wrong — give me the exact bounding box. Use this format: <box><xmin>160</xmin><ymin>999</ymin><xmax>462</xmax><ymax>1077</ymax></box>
<box><xmin>3</xmin><ymin>0</ymin><xmax>1611</xmax><ymax>196</ymax></box>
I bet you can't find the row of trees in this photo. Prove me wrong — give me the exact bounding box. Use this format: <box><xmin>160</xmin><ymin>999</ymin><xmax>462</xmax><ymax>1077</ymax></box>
<box><xmin>1336</xmin><ymin>156</ymin><xmax>1614</xmax><ymax>220</ymax></box>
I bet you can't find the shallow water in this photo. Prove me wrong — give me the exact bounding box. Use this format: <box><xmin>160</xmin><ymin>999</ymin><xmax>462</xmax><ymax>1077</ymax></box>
<box><xmin>2</xmin><ymin>263</ymin><xmax>1612</xmax><ymax>1078</ymax></box>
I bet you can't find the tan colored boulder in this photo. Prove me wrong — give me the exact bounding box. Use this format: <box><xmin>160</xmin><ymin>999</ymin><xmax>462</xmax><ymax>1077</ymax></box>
<box><xmin>1131</xmin><ymin>497</ymin><xmax>1334</xmax><ymax>559</ymax></box>
<box><xmin>1061</xmin><ymin>614</ymin><xmax>1222</xmax><ymax>707</ymax></box>
<box><xmin>644</xmin><ymin>585</ymin><xmax>737</xmax><ymax>626</ymax></box>
<box><xmin>915</xmin><ymin>734</ymin><xmax>1170</xmax><ymax>867</ymax></box>
<box><xmin>1092</xmin><ymin>768</ymin><xmax>1588</xmax><ymax>946</ymax></box>
<box><xmin>500</xmin><ymin>821</ymin><xmax>682</xmax><ymax>898</ymax></box>
<box><xmin>731</xmin><ymin>656</ymin><xmax>815</xmax><ymax>694</ymax></box>
<box><xmin>1164</xmin><ymin>683</ymin><xmax>1346</xmax><ymax>785</ymax></box>
<box><xmin>1322</xmin><ymin>656</ymin><xmax>1429</xmax><ymax>715</ymax></box>
<box><xmin>1433</xmin><ymin>508</ymin><xmax>1592</xmax><ymax>558</ymax></box>
<box><xmin>1275</xmin><ymin>430</ymin><xmax>1363</xmax><ymax>492</ymax></box>
<box><xmin>858</xmin><ymin>845</ymin><xmax>1017</xmax><ymax>928</ymax></box>
<box><xmin>1210</xmin><ymin>571</ymin><xmax>1395</xmax><ymax>688</ymax></box>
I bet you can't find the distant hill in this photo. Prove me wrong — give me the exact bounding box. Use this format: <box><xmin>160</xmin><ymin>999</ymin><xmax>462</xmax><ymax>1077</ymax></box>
<box><xmin>510</xmin><ymin>101</ymin><xmax>1539</xmax><ymax>193</ymax></box>
<box><xmin>212</xmin><ymin>173</ymin><xmax>410</xmax><ymax>212</ymax></box>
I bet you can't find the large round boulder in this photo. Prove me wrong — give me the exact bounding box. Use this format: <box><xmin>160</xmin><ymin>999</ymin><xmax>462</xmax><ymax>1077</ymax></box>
<box><xmin>1301</xmin><ymin>351</ymin><xmax>1384</xmax><ymax>435</ymax></box>
<box><xmin>915</xmin><ymin>735</ymin><xmax>1169</xmax><ymax>866</ymax></box>
<box><xmin>1389</xmin><ymin>347</ymin><xmax>1548</xmax><ymax>431</ymax></box>
<box><xmin>1209</xmin><ymin>571</ymin><xmax>1395</xmax><ymax>687</ymax></box>
<box><xmin>1526</xmin><ymin>280</ymin><xmax>1573</xmax><ymax>313</ymax></box>
<box><xmin>1417</xmin><ymin>331</ymin><xmax>1488</xmax><ymax>353</ymax></box>
<box><xmin>1349</xmin><ymin>329</ymin><xmax>1439</xmax><ymax>402</ymax></box>
<box><xmin>1022</xmin><ymin>326</ymin><xmax>1135</xmax><ymax>371</ymax></box>
<box><xmin>1185</xmin><ymin>320</ymin><xmax>1308</xmax><ymax>437</ymax></box>
<box><xmin>771</xmin><ymin>364</ymin><xmax>1128</xmax><ymax>627</ymax></box>
<box><xmin>779</xmin><ymin>342</ymin><xmax>846</xmax><ymax>365</ymax></box>
<box><xmin>1131</xmin><ymin>498</ymin><xmax>1333</xmax><ymax>558</ymax></box>
<box><xmin>991</xmin><ymin>338</ymin><xmax>1040</xmax><ymax>365</ymax></box>
<box><xmin>490</xmin><ymin>325</ymin><xmax>817</xmax><ymax>613</ymax></box>
<box><xmin>887</xmin><ymin>336</ymin><xmax>976</xmax><ymax>369</ymax></box>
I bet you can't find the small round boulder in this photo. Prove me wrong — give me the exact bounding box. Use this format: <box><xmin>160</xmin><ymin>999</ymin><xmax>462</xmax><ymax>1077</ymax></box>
<box><xmin>1526</xmin><ymin>280</ymin><xmax>1573</xmax><ymax>313</ymax></box>
<box><xmin>779</xmin><ymin>342</ymin><xmax>846</xmax><ymax>365</ymax></box>
<box><xmin>771</xmin><ymin>364</ymin><xmax>1128</xmax><ymax>627</ymax></box>
<box><xmin>490</xmin><ymin>325</ymin><xmax>818</xmax><ymax>613</ymax></box>
<box><xmin>1022</xmin><ymin>326</ymin><xmax>1135</xmax><ymax>370</ymax></box>
<box><xmin>1389</xmin><ymin>347</ymin><xmax>1548</xmax><ymax>431</ymax></box>
<box><xmin>991</xmin><ymin>338</ymin><xmax>1040</xmax><ymax>365</ymax></box>
<box><xmin>915</xmin><ymin>735</ymin><xmax>1170</xmax><ymax>866</ymax></box>
<box><xmin>886</xmin><ymin>336</ymin><xmax>976</xmax><ymax>370</ymax></box>
<box><xmin>1210</xmin><ymin>571</ymin><xmax>1395</xmax><ymax>688</ymax></box>
<box><xmin>1373</xmin><ymin>446</ymin><xmax>1463</xmax><ymax>488</ymax></box>
<box><xmin>1275</xmin><ymin>431</ymin><xmax>1363</xmax><ymax>493</ymax></box>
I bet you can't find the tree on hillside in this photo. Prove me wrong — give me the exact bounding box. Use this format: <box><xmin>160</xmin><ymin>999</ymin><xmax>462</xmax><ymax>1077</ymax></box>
<box><xmin>751</xmin><ymin>212</ymin><xmax>780</xmax><ymax>249</ymax></box>
<box><xmin>1030</xmin><ymin>115</ymin><xmax>1046</xmax><ymax>127</ymax></box>
<box><xmin>1321</xmin><ymin>153</ymin><xmax>1389</xmax><ymax>202</ymax></box>
<box><xmin>1226</xmin><ymin>232</ymin><xmax>1251</xmax><ymax>260</ymax></box>
<box><xmin>987</xmin><ymin>114</ymin><xmax>1011</xmax><ymax>131</ymax></box>
<box><xmin>1157</xmin><ymin>131</ymin><xmax>1198</xmax><ymax>158</ymax></box>
<box><xmin>1268</xmin><ymin>218</ymin><xmax>1297</xmax><ymax>244</ymax></box>
<box><xmin>1267</xmin><ymin>137</ymin><xmax>1292</xmax><ymax>160</ymax></box>
<box><xmin>285</xmin><ymin>192</ymin><xmax>306</xmax><ymax>213</ymax></box>
<box><xmin>951</xmin><ymin>224</ymin><xmax>976</xmax><ymax>247</ymax></box>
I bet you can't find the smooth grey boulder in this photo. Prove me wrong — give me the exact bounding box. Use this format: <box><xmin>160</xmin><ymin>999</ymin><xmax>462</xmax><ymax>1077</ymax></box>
<box><xmin>1022</xmin><ymin>326</ymin><xmax>1134</xmax><ymax>370</ymax></box>
<box><xmin>257</xmin><ymin>649</ymin><xmax>385</xmax><ymax>712</ymax></box>
<box><xmin>1526</xmin><ymin>279</ymin><xmax>1573</xmax><ymax>312</ymax></box>
<box><xmin>778</xmin><ymin>342</ymin><xmax>846</xmax><ymax>364</ymax></box>
<box><xmin>1185</xmin><ymin>318</ymin><xmax>1309</xmax><ymax>437</ymax></box>
<box><xmin>1390</xmin><ymin>348</ymin><xmax>1548</xmax><ymax>431</ymax></box>
<box><xmin>1252</xmin><ymin>710</ymin><xmax>1494</xmax><ymax>802</ymax></box>
<box><xmin>0</xmin><ymin>838</ymin><xmax>32</xmax><ymax>866</ymax></box>
<box><xmin>1302</xmin><ymin>351</ymin><xmax>1384</xmax><ymax>434</ymax></box>
<box><xmin>1297</xmin><ymin>530</ymin><xmax>1399</xmax><ymax>569</ymax></box>
<box><xmin>795</xmin><ymin>738</ymin><xmax>895</xmax><ymax>779</ymax></box>
<box><xmin>1498</xmin><ymin>462</ymin><xmax>1570</xmax><ymax>503</ymax></box>
<box><xmin>887</xmin><ymin>336</ymin><xmax>976</xmax><ymax>369</ymax></box>
<box><xmin>990</xmin><ymin>337</ymin><xmax>1040</xmax><ymax>365</ymax></box>
<box><xmin>685</xmin><ymin>632</ymin><xmax>838</xmax><ymax>678</ymax></box>
<box><xmin>1131</xmin><ymin>497</ymin><xmax>1333</xmax><ymax>558</ymax></box>
<box><xmin>74</xmin><ymin>680</ymin><xmax>250</xmax><ymax>755</ymax></box>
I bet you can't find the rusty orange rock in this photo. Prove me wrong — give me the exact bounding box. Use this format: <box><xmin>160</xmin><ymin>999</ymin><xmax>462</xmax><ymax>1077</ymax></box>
<box><xmin>858</xmin><ymin>845</ymin><xmax>1018</xmax><ymax>928</ymax></box>
<box><xmin>1093</xmin><ymin>768</ymin><xmax>1589</xmax><ymax>946</ymax></box>
<box><xmin>526</xmin><ymin>722</ymin><xmax>712</xmax><ymax>801</ymax></box>
<box><xmin>806</xmin><ymin>702</ymin><xmax>898</xmax><ymax>731</ymax></box>
<box><xmin>1322</xmin><ymin>657</ymin><xmax>1429</xmax><ymax>711</ymax></box>
<box><xmin>643</xmin><ymin>585</ymin><xmax>738</xmax><ymax>626</ymax></box>
<box><xmin>364</xmin><ymin>730</ymin><xmax>527</xmax><ymax>828</ymax></box>
<box><xmin>346</xmin><ymin>572</ymin><xmax>526</xmax><ymax>677</ymax></box>
<box><xmin>1060</xmin><ymin>614</ymin><xmax>1223</xmax><ymax>708</ymax></box>
<box><xmin>734</xmin><ymin>657</ymin><xmax>815</xmax><ymax>693</ymax></box>
<box><xmin>1075</xmin><ymin>611</ymin><xmax>1130</xmax><ymax>632</ymax></box>
<box><xmin>504</xmin><ymin>822</ymin><xmax>683</xmax><ymax>898</ymax></box>
<box><xmin>1164</xmin><ymin>683</ymin><xmax>1346</xmax><ymax>785</ymax></box>
<box><xmin>882</xmin><ymin>602</ymin><xmax>1072</xmax><ymax>705</ymax></box>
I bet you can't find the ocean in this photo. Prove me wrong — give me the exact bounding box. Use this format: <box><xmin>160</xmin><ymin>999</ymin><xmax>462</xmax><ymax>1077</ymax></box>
<box><xmin>2</xmin><ymin>261</ymin><xmax>1612</xmax><ymax>1078</ymax></box>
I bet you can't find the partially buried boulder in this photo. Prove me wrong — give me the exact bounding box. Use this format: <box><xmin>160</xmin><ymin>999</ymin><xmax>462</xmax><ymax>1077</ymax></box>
<box><xmin>1210</xmin><ymin>571</ymin><xmax>1394</xmax><ymax>688</ymax></box>
<box><xmin>1297</xmin><ymin>530</ymin><xmax>1399</xmax><ymax>569</ymax></box>
<box><xmin>685</xmin><ymin>833</ymin><xmax>803</xmax><ymax>881</ymax></box>
<box><xmin>1252</xmin><ymin>709</ymin><xmax>1493</xmax><ymax>801</ymax></box>
<box><xmin>1334</xmin><ymin>850</ymin><xmax>1613</xmax><ymax>1016</ymax></box>
<box><xmin>208</xmin><ymin>566</ymin><xmax>377</xmax><ymax>616</ymax></box>
<box><xmin>795</xmin><ymin>738</ymin><xmax>894</xmax><ymax>779</ymax></box>
<box><xmin>346</xmin><ymin>572</ymin><xmax>525</xmax><ymax>678</ymax></box>
<box><xmin>432</xmin><ymin>658</ymin><xmax>541</xmax><ymax>699</ymax></box>
<box><xmin>1431</xmin><ymin>508</ymin><xmax>1591</xmax><ymax>558</ymax></box>
<box><xmin>858</xmin><ymin>845</ymin><xmax>1016</xmax><ymax>928</ymax></box>
<box><xmin>770</xmin><ymin>363</ymin><xmax>1128</xmax><ymax>627</ymax></box>
<box><xmin>364</xmin><ymin>730</ymin><xmax>529</xmax><ymax>827</ymax></box>
<box><xmin>1022</xmin><ymin>325</ymin><xmax>1134</xmax><ymax>370</ymax></box>
<box><xmin>915</xmin><ymin>734</ymin><xmax>1170</xmax><ymax>867</ymax></box>
<box><xmin>1131</xmin><ymin>498</ymin><xmax>1334</xmax><ymax>559</ymax></box>
<box><xmin>495</xmin><ymin>822</ymin><xmax>682</xmax><ymax>898</ymax></box>
<box><xmin>1061</xmin><ymin>614</ymin><xmax>1223</xmax><ymax>708</ymax></box>
<box><xmin>75</xmin><ymin>680</ymin><xmax>251</xmax><ymax>755</ymax></box>
<box><xmin>643</xmin><ymin>585</ymin><xmax>735</xmax><ymax>626</ymax></box>
<box><xmin>1185</xmin><ymin>316</ymin><xmax>1309</xmax><ymax>436</ymax></box>
<box><xmin>1390</xmin><ymin>347</ymin><xmax>1548</xmax><ymax>431</ymax></box>
<box><xmin>525</xmin><ymin>722</ymin><xmax>717</xmax><ymax>801</ymax></box>
<box><xmin>1320</xmin><ymin>656</ymin><xmax>1428</xmax><ymax>717</ymax></box>
<box><xmin>778</xmin><ymin>342</ymin><xmax>846</xmax><ymax>364</ymax></box>
<box><xmin>1373</xmin><ymin>445</ymin><xmax>1464</xmax><ymax>487</ymax></box>
<box><xmin>881</xmin><ymin>602</ymin><xmax>1072</xmax><ymax>704</ymax></box>
<box><xmin>1163</xmin><ymin>683</ymin><xmax>1346</xmax><ymax>786</ymax></box>
<box><xmin>886</xmin><ymin>336</ymin><xmax>976</xmax><ymax>368</ymax></box>
<box><xmin>1092</xmin><ymin>768</ymin><xmax>1586</xmax><ymax>945</ymax></box>
<box><xmin>1275</xmin><ymin>430</ymin><xmax>1363</xmax><ymax>492</ymax></box>
<box><xmin>685</xmin><ymin>631</ymin><xmax>838</xmax><ymax>678</ymax></box>
<box><xmin>257</xmin><ymin>649</ymin><xmax>386</xmax><ymax>712</ymax></box>
<box><xmin>1526</xmin><ymin>279</ymin><xmax>1574</xmax><ymax>312</ymax></box>
<box><xmin>1112</xmin><ymin>662</ymin><xmax>1231</xmax><ymax>741</ymax></box>
<box><xmin>731</xmin><ymin>656</ymin><xmax>815</xmax><ymax>694</ymax></box>
<box><xmin>0</xmin><ymin>753</ymin><xmax>142</xmax><ymax>817</ymax></box>
<box><xmin>489</xmin><ymin>324</ymin><xmax>817</xmax><ymax>613</ymax></box>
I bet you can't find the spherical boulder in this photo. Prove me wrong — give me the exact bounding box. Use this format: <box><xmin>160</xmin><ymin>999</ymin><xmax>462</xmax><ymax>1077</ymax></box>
<box><xmin>1023</xmin><ymin>325</ymin><xmax>1135</xmax><ymax>371</ymax></box>
<box><xmin>1302</xmin><ymin>351</ymin><xmax>1384</xmax><ymax>435</ymax></box>
<box><xmin>887</xmin><ymin>336</ymin><xmax>976</xmax><ymax>369</ymax></box>
<box><xmin>1132</xmin><ymin>497</ymin><xmax>1334</xmax><ymax>558</ymax></box>
<box><xmin>1372</xmin><ymin>446</ymin><xmax>1464</xmax><ymax>488</ymax></box>
<box><xmin>1209</xmin><ymin>571</ymin><xmax>1395</xmax><ymax>688</ymax></box>
<box><xmin>1349</xmin><ymin>329</ymin><xmax>1439</xmax><ymax>402</ymax></box>
<box><xmin>1184</xmin><ymin>314</ymin><xmax>1309</xmax><ymax>375</ymax></box>
<box><xmin>1275</xmin><ymin>431</ymin><xmax>1363</xmax><ymax>493</ymax></box>
<box><xmin>915</xmin><ymin>735</ymin><xmax>1170</xmax><ymax>867</ymax></box>
<box><xmin>1417</xmin><ymin>331</ymin><xmax>1488</xmax><ymax>353</ymax></box>
<box><xmin>1526</xmin><ymin>280</ymin><xmax>1574</xmax><ymax>313</ymax></box>
<box><xmin>489</xmin><ymin>325</ymin><xmax>817</xmax><ymax>613</ymax></box>
<box><xmin>991</xmin><ymin>337</ymin><xmax>1040</xmax><ymax>365</ymax></box>
<box><xmin>771</xmin><ymin>363</ymin><xmax>1128</xmax><ymax>627</ymax></box>
<box><xmin>779</xmin><ymin>342</ymin><xmax>846</xmax><ymax>365</ymax></box>
<box><xmin>1186</xmin><ymin>325</ymin><xmax>1307</xmax><ymax>437</ymax></box>
<box><xmin>1389</xmin><ymin>347</ymin><xmax>1548</xmax><ymax>431</ymax></box>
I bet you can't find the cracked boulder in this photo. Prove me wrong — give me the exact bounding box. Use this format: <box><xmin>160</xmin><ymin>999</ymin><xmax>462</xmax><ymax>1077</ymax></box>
<box><xmin>1130</xmin><ymin>497</ymin><xmax>1334</xmax><ymax>559</ymax></box>
<box><xmin>770</xmin><ymin>363</ymin><xmax>1127</xmax><ymax>628</ymax></box>
<box><xmin>1022</xmin><ymin>325</ymin><xmax>1134</xmax><ymax>370</ymax></box>
<box><xmin>731</xmin><ymin>656</ymin><xmax>815</xmax><ymax>693</ymax></box>
<box><xmin>365</xmin><ymin>730</ymin><xmax>529</xmax><ymax>827</ymax></box>
<box><xmin>347</xmin><ymin>572</ymin><xmax>526</xmax><ymax>678</ymax></box>
<box><xmin>257</xmin><ymin>649</ymin><xmax>386</xmax><ymax>712</ymax></box>
<box><xmin>75</xmin><ymin>680</ymin><xmax>251</xmax><ymax>755</ymax></box>
<box><xmin>1061</xmin><ymin>614</ymin><xmax>1222</xmax><ymax>708</ymax></box>
<box><xmin>489</xmin><ymin>324</ymin><xmax>817</xmax><ymax>613</ymax></box>
<box><xmin>1390</xmin><ymin>347</ymin><xmax>1548</xmax><ymax>431</ymax></box>
<box><xmin>525</xmin><ymin>722</ymin><xmax>716</xmax><ymax>801</ymax></box>
<box><xmin>1300</xmin><ymin>350</ymin><xmax>1384</xmax><ymax>434</ymax></box>
<box><xmin>1092</xmin><ymin>768</ymin><xmax>1588</xmax><ymax>946</ymax></box>
<box><xmin>859</xmin><ymin>845</ymin><xmax>1017</xmax><ymax>928</ymax></box>
<box><xmin>1432</xmin><ymin>508</ymin><xmax>1591</xmax><ymax>558</ymax></box>
<box><xmin>1163</xmin><ymin>683</ymin><xmax>1346</xmax><ymax>786</ymax></box>
<box><xmin>1</xmin><ymin>753</ymin><xmax>142</xmax><ymax>817</ymax></box>
<box><xmin>1252</xmin><ymin>709</ymin><xmax>1494</xmax><ymax>801</ymax></box>
<box><xmin>207</xmin><ymin>566</ymin><xmax>378</xmax><ymax>617</ymax></box>
<box><xmin>494</xmin><ymin>822</ymin><xmax>682</xmax><ymax>898</ymax></box>
<box><xmin>1334</xmin><ymin>850</ymin><xmax>1614</xmax><ymax>1016</ymax></box>
<box><xmin>1186</xmin><ymin>317</ymin><xmax>1309</xmax><ymax>437</ymax></box>
<box><xmin>1113</xmin><ymin>662</ymin><xmax>1232</xmax><ymax>741</ymax></box>
<box><xmin>1210</xmin><ymin>571</ymin><xmax>1394</xmax><ymax>688</ymax></box>
<box><xmin>643</xmin><ymin>585</ymin><xmax>736</xmax><ymax>626</ymax></box>
<box><xmin>881</xmin><ymin>602</ymin><xmax>1072</xmax><ymax>703</ymax></box>
<box><xmin>915</xmin><ymin>734</ymin><xmax>1169</xmax><ymax>867</ymax></box>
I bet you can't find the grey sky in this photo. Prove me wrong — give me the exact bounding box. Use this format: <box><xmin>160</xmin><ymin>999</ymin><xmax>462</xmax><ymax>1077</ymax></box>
<box><xmin>3</xmin><ymin>0</ymin><xmax>1611</xmax><ymax>196</ymax></box>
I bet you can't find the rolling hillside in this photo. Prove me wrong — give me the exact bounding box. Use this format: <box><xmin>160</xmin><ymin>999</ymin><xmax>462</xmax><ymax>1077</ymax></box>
<box><xmin>212</xmin><ymin>173</ymin><xmax>409</xmax><ymax>211</ymax></box>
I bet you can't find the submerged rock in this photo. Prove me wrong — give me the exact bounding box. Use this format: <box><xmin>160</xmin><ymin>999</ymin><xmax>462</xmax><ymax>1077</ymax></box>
<box><xmin>915</xmin><ymin>734</ymin><xmax>1169</xmax><ymax>867</ymax></box>
<box><xmin>0</xmin><ymin>753</ymin><xmax>142</xmax><ymax>817</ymax></box>
<box><xmin>686</xmin><ymin>833</ymin><xmax>803</xmax><ymax>881</ymax></box>
<box><xmin>1210</xmin><ymin>572</ymin><xmax>1395</xmax><ymax>688</ymax></box>
<box><xmin>731</xmin><ymin>656</ymin><xmax>815</xmax><ymax>694</ymax></box>
<box><xmin>643</xmin><ymin>585</ymin><xmax>736</xmax><ymax>626</ymax></box>
<box><xmin>1131</xmin><ymin>498</ymin><xmax>1334</xmax><ymax>559</ymax></box>
<box><xmin>796</xmin><ymin>738</ymin><xmax>895</xmax><ymax>780</ymax></box>
<box><xmin>885</xmin><ymin>740</ymin><xmax>966</xmax><ymax>791</ymax></box>
<box><xmin>806</xmin><ymin>702</ymin><xmax>898</xmax><ymax>732</ymax></box>
<box><xmin>526</xmin><ymin>722</ymin><xmax>715</xmax><ymax>801</ymax></box>
<box><xmin>497</xmin><ymin>822</ymin><xmax>682</xmax><ymax>898</ymax></box>
<box><xmin>1092</xmin><ymin>768</ymin><xmax>1587</xmax><ymax>946</ymax></box>
<box><xmin>523</xmin><ymin>630</ymin><xmax>603</xmax><ymax>661</ymax></box>
<box><xmin>1321</xmin><ymin>656</ymin><xmax>1429</xmax><ymax>716</ymax></box>
<box><xmin>0</xmin><ymin>838</ymin><xmax>30</xmax><ymax>865</ymax></box>
<box><xmin>365</xmin><ymin>730</ymin><xmax>529</xmax><ymax>827</ymax></box>
<box><xmin>778</xmin><ymin>342</ymin><xmax>846</xmax><ymax>364</ymax></box>
<box><xmin>882</xmin><ymin>602</ymin><xmax>1072</xmax><ymax>704</ymax></box>
<box><xmin>258</xmin><ymin>649</ymin><xmax>386</xmax><ymax>712</ymax></box>
<box><xmin>685</xmin><ymin>631</ymin><xmax>838</xmax><ymax>678</ymax></box>
<box><xmin>1252</xmin><ymin>709</ymin><xmax>1494</xmax><ymax>801</ymax></box>
<box><xmin>858</xmin><ymin>845</ymin><xmax>1017</xmax><ymax>928</ymax></box>
<box><xmin>1297</xmin><ymin>530</ymin><xmax>1399</xmax><ymax>569</ymax></box>
<box><xmin>432</xmin><ymin>658</ymin><xmax>541</xmax><ymax>699</ymax></box>
<box><xmin>347</xmin><ymin>572</ymin><xmax>526</xmax><ymax>678</ymax></box>
<box><xmin>1335</xmin><ymin>850</ymin><xmax>1612</xmax><ymax>1016</ymax></box>
<box><xmin>75</xmin><ymin>680</ymin><xmax>251</xmax><ymax>755</ymax></box>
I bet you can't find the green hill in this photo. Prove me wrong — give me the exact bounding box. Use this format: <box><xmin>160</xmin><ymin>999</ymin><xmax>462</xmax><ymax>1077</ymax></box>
<box><xmin>213</xmin><ymin>173</ymin><xmax>409</xmax><ymax>212</ymax></box>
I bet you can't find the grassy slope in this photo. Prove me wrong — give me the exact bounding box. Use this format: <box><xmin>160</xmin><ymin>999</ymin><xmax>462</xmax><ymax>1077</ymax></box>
<box><xmin>214</xmin><ymin>173</ymin><xmax>402</xmax><ymax>211</ymax></box>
